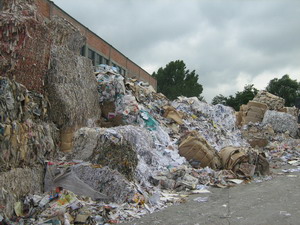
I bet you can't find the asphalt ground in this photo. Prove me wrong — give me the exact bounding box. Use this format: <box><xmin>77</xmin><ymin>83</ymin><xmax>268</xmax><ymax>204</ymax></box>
<box><xmin>121</xmin><ymin>165</ymin><xmax>300</xmax><ymax>225</ymax></box>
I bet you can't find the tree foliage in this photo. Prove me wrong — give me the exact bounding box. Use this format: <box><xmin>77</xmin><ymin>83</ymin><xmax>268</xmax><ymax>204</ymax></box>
<box><xmin>266</xmin><ymin>74</ymin><xmax>300</xmax><ymax>107</ymax></box>
<box><xmin>152</xmin><ymin>60</ymin><xmax>203</xmax><ymax>100</ymax></box>
<box><xmin>212</xmin><ymin>84</ymin><xmax>258</xmax><ymax>111</ymax></box>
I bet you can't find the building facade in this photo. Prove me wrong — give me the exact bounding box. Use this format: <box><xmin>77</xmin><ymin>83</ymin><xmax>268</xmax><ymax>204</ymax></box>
<box><xmin>35</xmin><ymin>0</ymin><xmax>157</xmax><ymax>89</ymax></box>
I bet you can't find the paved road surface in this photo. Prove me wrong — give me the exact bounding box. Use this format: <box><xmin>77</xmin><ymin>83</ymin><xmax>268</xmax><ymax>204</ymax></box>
<box><xmin>121</xmin><ymin>167</ymin><xmax>300</xmax><ymax>225</ymax></box>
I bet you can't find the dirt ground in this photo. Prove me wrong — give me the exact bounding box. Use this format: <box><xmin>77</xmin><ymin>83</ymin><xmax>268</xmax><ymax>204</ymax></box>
<box><xmin>121</xmin><ymin>166</ymin><xmax>300</xmax><ymax>225</ymax></box>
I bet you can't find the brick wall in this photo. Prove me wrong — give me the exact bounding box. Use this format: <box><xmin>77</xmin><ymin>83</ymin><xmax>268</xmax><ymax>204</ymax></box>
<box><xmin>110</xmin><ymin>48</ymin><xmax>127</xmax><ymax>68</ymax></box>
<box><xmin>86</xmin><ymin>32</ymin><xmax>110</xmax><ymax>57</ymax></box>
<box><xmin>34</xmin><ymin>0</ymin><xmax>157</xmax><ymax>89</ymax></box>
<box><xmin>35</xmin><ymin>0</ymin><xmax>50</xmax><ymax>18</ymax></box>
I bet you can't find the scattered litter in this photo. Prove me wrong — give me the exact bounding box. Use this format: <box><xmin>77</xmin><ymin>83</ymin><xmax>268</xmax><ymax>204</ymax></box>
<box><xmin>287</xmin><ymin>175</ymin><xmax>298</xmax><ymax>178</ymax></box>
<box><xmin>228</xmin><ymin>179</ymin><xmax>244</xmax><ymax>184</ymax></box>
<box><xmin>282</xmin><ymin>167</ymin><xmax>300</xmax><ymax>173</ymax></box>
<box><xmin>191</xmin><ymin>189</ymin><xmax>211</xmax><ymax>194</ymax></box>
<box><xmin>280</xmin><ymin>211</ymin><xmax>291</xmax><ymax>216</ymax></box>
<box><xmin>193</xmin><ymin>197</ymin><xmax>209</xmax><ymax>203</ymax></box>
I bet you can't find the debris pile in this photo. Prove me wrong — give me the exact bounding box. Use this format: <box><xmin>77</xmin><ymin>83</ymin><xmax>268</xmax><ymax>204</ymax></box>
<box><xmin>0</xmin><ymin>0</ymin><xmax>299</xmax><ymax>224</ymax></box>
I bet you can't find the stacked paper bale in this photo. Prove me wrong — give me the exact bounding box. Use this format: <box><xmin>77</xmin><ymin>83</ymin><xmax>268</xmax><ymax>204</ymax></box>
<box><xmin>253</xmin><ymin>90</ymin><xmax>285</xmax><ymax>111</ymax></box>
<box><xmin>262</xmin><ymin>110</ymin><xmax>298</xmax><ymax>137</ymax></box>
<box><xmin>239</xmin><ymin>101</ymin><xmax>268</xmax><ymax>125</ymax></box>
<box><xmin>278</xmin><ymin>106</ymin><xmax>299</xmax><ymax>119</ymax></box>
<box><xmin>45</xmin><ymin>16</ymin><xmax>101</xmax><ymax>152</ymax></box>
<box><xmin>0</xmin><ymin>77</ymin><xmax>59</xmax><ymax>217</ymax></box>
<box><xmin>0</xmin><ymin>0</ymin><xmax>51</xmax><ymax>93</ymax></box>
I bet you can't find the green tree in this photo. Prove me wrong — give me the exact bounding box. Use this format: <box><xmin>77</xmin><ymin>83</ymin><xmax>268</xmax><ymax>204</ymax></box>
<box><xmin>152</xmin><ymin>60</ymin><xmax>203</xmax><ymax>100</ymax></box>
<box><xmin>212</xmin><ymin>84</ymin><xmax>258</xmax><ymax>111</ymax></box>
<box><xmin>211</xmin><ymin>94</ymin><xmax>228</xmax><ymax>105</ymax></box>
<box><xmin>266</xmin><ymin>74</ymin><xmax>300</xmax><ymax>107</ymax></box>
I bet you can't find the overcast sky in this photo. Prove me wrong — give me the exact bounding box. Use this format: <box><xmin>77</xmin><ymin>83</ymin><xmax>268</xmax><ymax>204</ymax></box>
<box><xmin>52</xmin><ymin>0</ymin><xmax>300</xmax><ymax>102</ymax></box>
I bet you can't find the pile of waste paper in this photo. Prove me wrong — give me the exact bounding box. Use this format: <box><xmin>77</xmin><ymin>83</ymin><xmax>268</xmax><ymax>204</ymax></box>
<box><xmin>1</xmin><ymin>1</ymin><xmax>299</xmax><ymax>224</ymax></box>
<box><xmin>2</xmin><ymin>62</ymin><xmax>300</xmax><ymax>224</ymax></box>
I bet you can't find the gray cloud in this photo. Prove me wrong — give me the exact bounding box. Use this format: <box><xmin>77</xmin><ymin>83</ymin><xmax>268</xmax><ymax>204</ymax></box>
<box><xmin>52</xmin><ymin>0</ymin><xmax>300</xmax><ymax>102</ymax></box>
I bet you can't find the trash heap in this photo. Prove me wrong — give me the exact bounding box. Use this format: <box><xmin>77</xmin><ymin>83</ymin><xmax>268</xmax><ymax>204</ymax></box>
<box><xmin>0</xmin><ymin>1</ymin><xmax>299</xmax><ymax>224</ymax></box>
<box><xmin>12</xmin><ymin>65</ymin><xmax>266</xmax><ymax>224</ymax></box>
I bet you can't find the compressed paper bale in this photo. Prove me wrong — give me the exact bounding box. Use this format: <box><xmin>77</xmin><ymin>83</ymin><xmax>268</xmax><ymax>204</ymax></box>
<box><xmin>0</xmin><ymin>77</ymin><xmax>59</xmax><ymax>171</ymax></box>
<box><xmin>262</xmin><ymin>110</ymin><xmax>298</xmax><ymax>137</ymax></box>
<box><xmin>0</xmin><ymin>120</ymin><xmax>58</xmax><ymax>171</ymax></box>
<box><xmin>239</xmin><ymin>101</ymin><xmax>268</xmax><ymax>125</ymax></box>
<box><xmin>71</xmin><ymin>125</ymin><xmax>160</xmax><ymax>186</ymax></box>
<box><xmin>178</xmin><ymin>131</ymin><xmax>222</xmax><ymax>170</ymax></box>
<box><xmin>241</xmin><ymin>123</ymin><xmax>275</xmax><ymax>148</ymax></box>
<box><xmin>0</xmin><ymin>166</ymin><xmax>44</xmax><ymax>218</ymax></box>
<box><xmin>219</xmin><ymin>146</ymin><xmax>248</xmax><ymax>170</ymax></box>
<box><xmin>45</xmin><ymin>46</ymin><xmax>101</xmax><ymax>129</ymax></box>
<box><xmin>247</xmin><ymin>101</ymin><xmax>268</xmax><ymax>110</ymax></box>
<box><xmin>247</xmin><ymin>138</ymin><xmax>268</xmax><ymax>148</ymax></box>
<box><xmin>0</xmin><ymin>1</ymin><xmax>51</xmax><ymax>93</ymax></box>
<box><xmin>253</xmin><ymin>90</ymin><xmax>285</xmax><ymax>111</ymax></box>
<box><xmin>279</xmin><ymin>107</ymin><xmax>299</xmax><ymax>118</ymax></box>
<box><xmin>235</xmin><ymin>111</ymin><xmax>243</xmax><ymax>126</ymax></box>
<box><xmin>246</xmin><ymin>110</ymin><xmax>264</xmax><ymax>119</ymax></box>
<box><xmin>219</xmin><ymin>146</ymin><xmax>269</xmax><ymax>177</ymax></box>
<box><xmin>60</xmin><ymin>127</ymin><xmax>76</xmax><ymax>153</ymax></box>
<box><xmin>47</xmin><ymin>16</ymin><xmax>86</xmax><ymax>54</ymax></box>
<box><xmin>73</xmin><ymin>165</ymin><xmax>136</xmax><ymax>203</ymax></box>
<box><xmin>71</xmin><ymin>127</ymin><xmax>138</xmax><ymax>180</ymax></box>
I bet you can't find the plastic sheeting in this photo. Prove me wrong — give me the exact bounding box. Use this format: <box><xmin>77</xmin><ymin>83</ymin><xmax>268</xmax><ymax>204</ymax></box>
<box><xmin>44</xmin><ymin>163</ymin><xmax>135</xmax><ymax>203</ymax></box>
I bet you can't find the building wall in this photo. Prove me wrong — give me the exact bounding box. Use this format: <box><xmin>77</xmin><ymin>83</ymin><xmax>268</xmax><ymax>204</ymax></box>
<box><xmin>35</xmin><ymin>0</ymin><xmax>157</xmax><ymax>89</ymax></box>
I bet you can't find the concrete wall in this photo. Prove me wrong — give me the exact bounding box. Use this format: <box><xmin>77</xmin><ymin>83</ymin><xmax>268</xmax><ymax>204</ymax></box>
<box><xmin>35</xmin><ymin>0</ymin><xmax>157</xmax><ymax>89</ymax></box>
